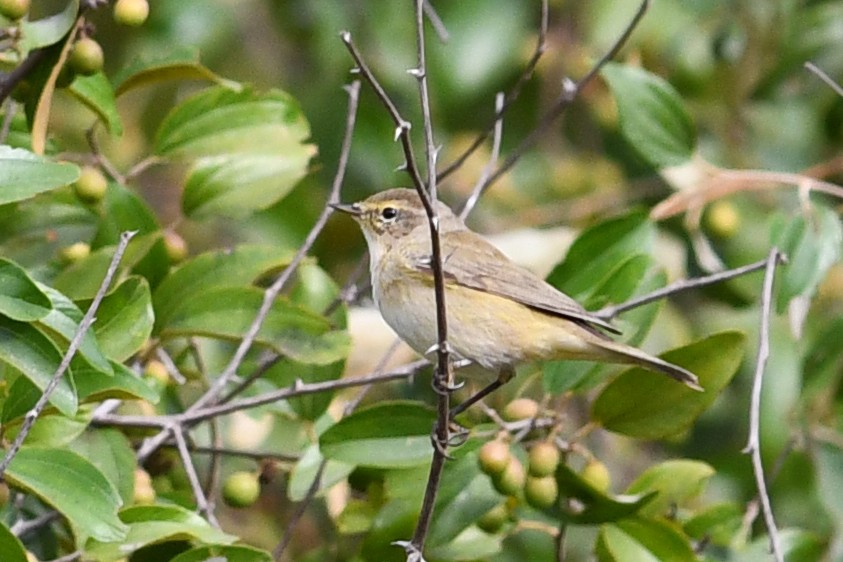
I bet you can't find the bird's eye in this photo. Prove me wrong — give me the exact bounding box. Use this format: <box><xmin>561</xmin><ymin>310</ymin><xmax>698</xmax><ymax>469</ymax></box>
<box><xmin>380</xmin><ymin>207</ymin><xmax>398</xmax><ymax>221</ymax></box>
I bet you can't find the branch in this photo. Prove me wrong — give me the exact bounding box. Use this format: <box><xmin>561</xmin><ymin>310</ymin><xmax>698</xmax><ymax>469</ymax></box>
<box><xmin>595</xmin><ymin>256</ymin><xmax>777</xmax><ymax>320</ymax></box>
<box><xmin>742</xmin><ymin>247</ymin><xmax>786</xmax><ymax>562</ymax></box>
<box><xmin>805</xmin><ymin>61</ymin><xmax>843</xmax><ymax>97</ymax></box>
<box><xmin>272</xmin><ymin>459</ymin><xmax>326</xmax><ymax>561</ymax></box>
<box><xmin>439</xmin><ymin>0</ymin><xmax>548</xmax><ymax>181</ymax></box>
<box><xmin>479</xmin><ymin>0</ymin><xmax>649</xmax><ymax>195</ymax></box>
<box><xmin>171</xmin><ymin>424</ymin><xmax>220</xmax><ymax>527</ymax></box>
<box><xmin>0</xmin><ymin>230</ymin><xmax>136</xmax><ymax>479</ymax></box>
<box><xmin>458</xmin><ymin>91</ymin><xmax>505</xmax><ymax>220</ymax></box>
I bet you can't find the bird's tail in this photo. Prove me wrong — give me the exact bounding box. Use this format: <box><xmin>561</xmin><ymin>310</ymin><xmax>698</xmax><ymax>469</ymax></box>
<box><xmin>594</xmin><ymin>339</ymin><xmax>703</xmax><ymax>391</ymax></box>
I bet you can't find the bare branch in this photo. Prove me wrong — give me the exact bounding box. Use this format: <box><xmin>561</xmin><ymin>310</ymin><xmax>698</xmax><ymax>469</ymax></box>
<box><xmin>171</xmin><ymin>424</ymin><xmax>220</xmax><ymax>527</ymax></box>
<box><xmin>805</xmin><ymin>61</ymin><xmax>843</xmax><ymax>97</ymax></box>
<box><xmin>273</xmin><ymin>459</ymin><xmax>326</xmax><ymax>560</ymax></box>
<box><xmin>458</xmin><ymin>91</ymin><xmax>505</xmax><ymax>220</ymax></box>
<box><xmin>439</xmin><ymin>0</ymin><xmax>548</xmax><ymax>181</ymax></box>
<box><xmin>480</xmin><ymin>0</ymin><xmax>649</xmax><ymax>194</ymax></box>
<box><xmin>0</xmin><ymin>230</ymin><xmax>137</xmax><ymax>479</ymax></box>
<box><xmin>596</xmin><ymin>256</ymin><xmax>777</xmax><ymax>320</ymax></box>
<box><xmin>742</xmin><ymin>247</ymin><xmax>786</xmax><ymax>562</ymax></box>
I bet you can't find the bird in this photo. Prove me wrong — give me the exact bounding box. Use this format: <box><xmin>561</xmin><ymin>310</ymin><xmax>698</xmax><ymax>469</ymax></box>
<box><xmin>332</xmin><ymin>188</ymin><xmax>702</xmax><ymax>415</ymax></box>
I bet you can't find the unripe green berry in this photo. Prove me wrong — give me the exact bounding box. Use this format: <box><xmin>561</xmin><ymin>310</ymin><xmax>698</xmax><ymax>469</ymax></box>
<box><xmin>69</xmin><ymin>38</ymin><xmax>104</xmax><ymax>76</ymax></box>
<box><xmin>528</xmin><ymin>441</ymin><xmax>560</xmax><ymax>477</ymax></box>
<box><xmin>580</xmin><ymin>460</ymin><xmax>611</xmax><ymax>493</ymax></box>
<box><xmin>73</xmin><ymin>166</ymin><xmax>108</xmax><ymax>203</ymax></box>
<box><xmin>114</xmin><ymin>0</ymin><xmax>149</xmax><ymax>26</ymax></box>
<box><xmin>476</xmin><ymin>503</ymin><xmax>508</xmax><ymax>533</ymax></box>
<box><xmin>502</xmin><ymin>398</ymin><xmax>539</xmax><ymax>422</ymax></box>
<box><xmin>524</xmin><ymin>475</ymin><xmax>558</xmax><ymax>510</ymax></box>
<box><xmin>0</xmin><ymin>0</ymin><xmax>30</xmax><ymax>21</ymax></box>
<box><xmin>59</xmin><ymin>242</ymin><xmax>90</xmax><ymax>264</ymax></box>
<box><xmin>222</xmin><ymin>471</ymin><xmax>260</xmax><ymax>508</ymax></box>
<box><xmin>492</xmin><ymin>458</ymin><xmax>525</xmax><ymax>497</ymax></box>
<box><xmin>478</xmin><ymin>440</ymin><xmax>510</xmax><ymax>477</ymax></box>
<box><xmin>164</xmin><ymin>231</ymin><xmax>188</xmax><ymax>263</ymax></box>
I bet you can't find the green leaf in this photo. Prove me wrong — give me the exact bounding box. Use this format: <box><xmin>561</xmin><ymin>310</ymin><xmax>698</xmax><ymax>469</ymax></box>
<box><xmin>601</xmin><ymin>62</ymin><xmax>696</xmax><ymax>168</ymax></box>
<box><xmin>5</xmin><ymin>446</ymin><xmax>127</xmax><ymax>544</ymax></box>
<box><xmin>36</xmin><ymin>284</ymin><xmax>112</xmax><ymax>375</ymax></box>
<box><xmin>154</xmin><ymin>86</ymin><xmax>314</xmax><ymax>219</ymax></box>
<box><xmin>547</xmin><ymin>211</ymin><xmax>655</xmax><ymax>299</ymax></box>
<box><xmin>0</xmin><ymin>521</ymin><xmax>27</xmax><ymax>562</ymax></box>
<box><xmin>288</xmin><ymin>444</ymin><xmax>355</xmax><ymax>502</ymax></box>
<box><xmin>76</xmin><ymin>360</ymin><xmax>159</xmax><ymax>404</ymax></box>
<box><xmin>427</xmin><ymin>446</ymin><xmax>501</xmax><ymax>547</ymax></box>
<box><xmin>170</xmin><ymin>545</ymin><xmax>273</xmax><ymax>562</ymax></box>
<box><xmin>320</xmin><ymin>401</ymin><xmax>436</xmax><ymax>468</ymax></box>
<box><xmin>555</xmin><ymin>462</ymin><xmax>656</xmax><ymax>524</ymax></box>
<box><xmin>160</xmin><ymin>286</ymin><xmax>349</xmax><ymax>365</ymax></box>
<box><xmin>266</xmin><ymin>358</ymin><xmax>343</xmax><ymax>421</ymax></box>
<box><xmin>0</xmin><ymin>258</ymin><xmax>52</xmax><ymax>321</ymax></box>
<box><xmin>68</xmin><ymin>73</ymin><xmax>124</xmax><ymax>136</ymax></box>
<box><xmin>79</xmin><ymin>276</ymin><xmax>153</xmax><ymax>362</ymax></box>
<box><xmin>625</xmin><ymin>459</ymin><xmax>715</xmax><ymax>518</ymax></box>
<box><xmin>426</xmin><ymin>526</ymin><xmax>503</xmax><ymax>561</ymax></box>
<box><xmin>591</xmin><ymin>331</ymin><xmax>746</xmax><ymax>439</ymax></box>
<box><xmin>19</xmin><ymin>0</ymin><xmax>79</xmax><ymax>52</ymax></box>
<box><xmin>84</xmin><ymin>504</ymin><xmax>236</xmax><ymax>562</ymax></box>
<box><xmin>0</xmin><ymin>316</ymin><xmax>77</xmax><ymax>416</ymax></box>
<box><xmin>71</xmin><ymin>429</ymin><xmax>137</xmax><ymax>506</ymax></box>
<box><xmin>597</xmin><ymin>518</ymin><xmax>696</xmax><ymax>562</ymax></box>
<box><xmin>684</xmin><ymin>503</ymin><xmax>742</xmax><ymax>546</ymax></box>
<box><xmin>0</xmin><ymin>146</ymin><xmax>79</xmax><ymax>205</ymax></box>
<box><xmin>152</xmin><ymin>245</ymin><xmax>292</xmax><ymax>331</ymax></box>
<box><xmin>772</xmin><ymin>205</ymin><xmax>842</xmax><ymax>311</ymax></box>
<box><xmin>114</xmin><ymin>46</ymin><xmax>237</xmax><ymax>96</ymax></box>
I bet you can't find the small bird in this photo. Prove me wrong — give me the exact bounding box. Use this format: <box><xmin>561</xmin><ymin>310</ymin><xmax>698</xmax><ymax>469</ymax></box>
<box><xmin>333</xmin><ymin>188</ymin><xmax>701</xmax><ymax>414</ymax></box>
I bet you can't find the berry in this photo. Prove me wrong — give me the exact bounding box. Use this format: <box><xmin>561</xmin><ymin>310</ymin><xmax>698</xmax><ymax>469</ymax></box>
<box><xmin>524</xmin><ymin>475</ymin><xmax>558</xmax><ymax>510</ymax></box>
<box><xmin>143</xmin><ymin>360</ymin><xmax>170</xmax><ymax>387</ymax></box>
<box><xmin>528</xmin><ymin>442</ymin><xmax>560</xmax><ymax>477</ymax></box>
<box><xmin>133</xmin><ymin>469</ymin><xmax>156</xmax><ymax>505</ymax></box>
<box><xmin>491</xmin><ymin>459</ymin><xmax>525</xmax><ymax>497</ymax></box>
<box><xmin>222</xmin><ymin>471</ymin><xmax>260</xmax><ymax>508</ymax></box>
<box><xmin>478</xmin><ymin>440</ymin><xmax>510</xmax><ymax>476</ymax></box>
<box><xmin>705</xmin><ymin>200</ymin><xmax>740</xmax><ymax>239</ymax></box>
<box><xmin>164</xmin><ymin>231</ymin><xmax>188</xmax><ymax>263</ymax></box>
<box><xmin>114</xmin><ymin>0</ymin><xmax>149</xmax><ymax>26</ymax></box>
<box><xmin>476</xmin><ymin>503</ymin><xmax>508</xmax><ymax>533</ymax></box>
<box><xmin>0</xmin><ymin>0</ymin><xmax>30</xmax><ymax>21</ymax></box>
<box><xmin>59</xmin><ymin>242</ymin><xmax>90</xmax><ymax>264</ymax></box>
<box><xmin>73</xmin><ymin>166</ymin><xmax>108</xmax><ymax>203</ymax></box>
<box><xmin>502</xmin><ymin>398</ymin><xmax>539</xmax><ymax>422</ymax></box>
<box><xmin>69</xmin><ymin>38</ymin><xmax>104</xmax><ymax>76</ymax></box>
<box><xmin>580</xmin><ymin>460</ymin><xmax>611</xmax><ymax>493</ymax></box>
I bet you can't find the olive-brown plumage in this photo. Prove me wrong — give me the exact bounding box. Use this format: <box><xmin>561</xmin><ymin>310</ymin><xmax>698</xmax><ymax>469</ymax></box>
<box><xmin>334</xmin><ymin>188</ymin><xmax>701</xmax><ymax>393</ymax></box>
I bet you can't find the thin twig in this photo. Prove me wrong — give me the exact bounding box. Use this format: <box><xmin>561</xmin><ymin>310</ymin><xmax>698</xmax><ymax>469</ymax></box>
<box><xmin>269</xmin><ymin>80</ymin><xmax>361</xmax><ymax>560</ymax></box>
<box><xmin>160</xmin><ymin>443</ymin><xmax>299</xmax><ymax>462</ymax></box>
<box><xmin>742</xmin><ymin>247</ymin><xmax>785</xmax><ymax>562</ymax></box>
<box><xmin>171</xmin><ymin>425</ymin><xmax>220</xmax><ymax>527</ymax></box>
<box><xmin>480</xmin><ymin>0</ymin><xmax>649</xmax><ymax>194</ymax></box>
<box><xmin>10</xmin><ymin>511</ymin><xmax>60</xmax><ymax>538</ymax></box>
<box><xmin>596</xmin><ymin>256</ymin><xmax>775</xmax><ymax>320</ymax></box>
<box><xmin>135</xmin><ymin>82</ymin><xmax>362</xmax><ymax>464</ymax></box>
<box><xmin>272</xmin><ymin>459</ymin><xmax>326</xmax><ymax>561</ymax></box>
<box><xmin>154</xmin><ymin>347</ymin><xmax>187</xmax><ymax>385</ymax></box>
<box><xmin>422</xmin><ymin>0</ymin><xmax>449</xmax><ymax>43</ymax></box>
<box><xmin>0</xmin><ymin>231</ymin><xmax>137</xmax><ymax>479</ymax></box>
<box><xmin>0</xmin><ymin>99</ymin><xmax>16</xmax><ymax>144</ymax></box>
<box><xmin>439</xmin><ymin>0</ymin><xmax>548</xmax><ymax>181</ymax></box>
<box><xmin>804</xmin><ymin>61</ymin><xmax>843</xmax><ymax>97</ymax></box>
<box><xmin>458</xmin><ymin>91</ymin><xmax>505</xmax><ymax>220</ymax></box>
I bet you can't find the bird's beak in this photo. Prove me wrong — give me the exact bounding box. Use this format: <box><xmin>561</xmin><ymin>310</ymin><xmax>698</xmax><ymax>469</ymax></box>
<box><xmin>330</xmin><ymin>202</ymin><xmax>363</xmax><ymax>216</ymax></box>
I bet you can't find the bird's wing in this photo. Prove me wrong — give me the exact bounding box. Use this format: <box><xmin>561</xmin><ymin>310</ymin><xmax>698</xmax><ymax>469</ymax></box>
<box><xmin>407</xmin><ymin>229</ymin><xmax>621</xmax><ymax>335</ymax></box>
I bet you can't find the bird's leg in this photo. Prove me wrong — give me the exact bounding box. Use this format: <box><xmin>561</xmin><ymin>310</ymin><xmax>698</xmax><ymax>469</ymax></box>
<box><xmin>425</xmin><ymin>342</ymin><xmax>465</xmax><ymax>394</ymax></box>
<box><xmin>449</xmin><ymin>366</ymin><xmax>515</xmax><ymax>420</ymax></box>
